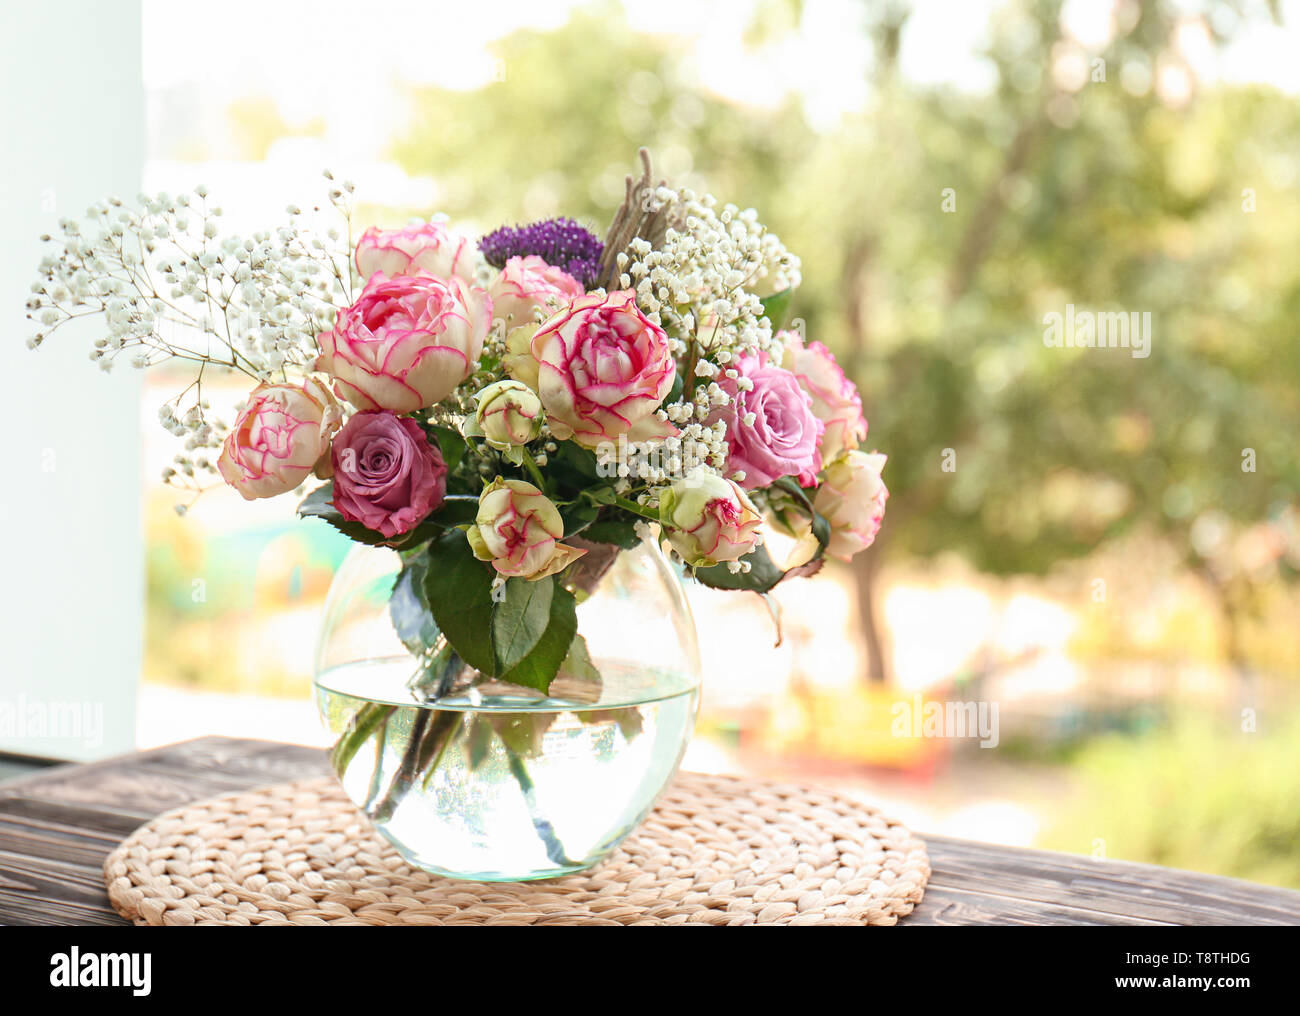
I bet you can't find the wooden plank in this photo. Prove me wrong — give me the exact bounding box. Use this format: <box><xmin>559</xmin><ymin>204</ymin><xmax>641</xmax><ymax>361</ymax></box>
<box><xmin>139</xmin><ymin>737</ymin><xmax>328</xmax><ymax>780</ymax></box>
<box><xmin>0</xmin><ymin>737</ymin><xmax>328</xmax><ymax>927</ymax></box>
<box><xmin>916</xmin><ymin>834</ymin><xmax>1300</xmax><ymax>926</ymax></box>
<box><xmin>901</xmin><ymin>884</ymin><xmax>1172</xmax><ymax>926</ymax></box>
<box><xmin>0</xmin><ymin>851</ymin><xmax>128</xmax><ymax>926</ymax></box>
<box><xmin>0</xmin><ymin>816</ymin><xmax>128</xmax><ymax>868</ymax></box>
<box><xmin>2</xmin><ymin>736</ymin><xmax>1299</xmax><ymax>926</ymax></box>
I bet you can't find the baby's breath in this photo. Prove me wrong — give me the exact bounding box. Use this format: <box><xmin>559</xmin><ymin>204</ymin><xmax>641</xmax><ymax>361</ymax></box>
<box><xmin>615</xmin><ymin>188</ymin><xmax>800</xmax><ymax>499</ymax></box>
<box><xmin>27</xmin><ymin>178</ymin><xmax>353</xmax><ymax>488</ymax></box>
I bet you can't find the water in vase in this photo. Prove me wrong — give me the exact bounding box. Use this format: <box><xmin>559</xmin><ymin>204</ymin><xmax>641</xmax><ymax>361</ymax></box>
<box><xmin>315</xmin><ymin>657</ymin><xmax>699</xmax><ymax>881</ymax></box>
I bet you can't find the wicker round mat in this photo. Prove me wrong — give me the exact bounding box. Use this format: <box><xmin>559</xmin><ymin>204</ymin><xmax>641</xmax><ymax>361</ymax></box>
<box><xmin>104</xmin><ymin>772</ymin><xmax>929</xmax><ymax>926</ymax></box>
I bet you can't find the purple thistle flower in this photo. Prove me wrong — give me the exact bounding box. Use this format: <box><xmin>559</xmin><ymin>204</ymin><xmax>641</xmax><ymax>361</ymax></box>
<box><xmin>479</xmin><ymin>217</ymin><xmax>604</xmax><ymax>289</ymax></box>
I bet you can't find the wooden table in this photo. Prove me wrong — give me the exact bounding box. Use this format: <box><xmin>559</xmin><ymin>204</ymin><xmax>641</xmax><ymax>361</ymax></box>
<box><xmin>2</xmin><ymin>736</ymin><xmax>1298</xmax><ymax>926</ymax></box>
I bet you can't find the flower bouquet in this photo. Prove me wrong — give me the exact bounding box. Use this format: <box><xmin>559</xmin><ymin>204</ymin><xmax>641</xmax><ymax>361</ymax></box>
<box><xmin>27</xmin><ymin>150</ymin><xmax>887</xmax><ymax>879</ymax></box>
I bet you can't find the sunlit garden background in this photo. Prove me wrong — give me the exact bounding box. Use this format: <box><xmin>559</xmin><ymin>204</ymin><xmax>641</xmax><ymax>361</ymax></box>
<box><xmin>135</xmin><ymin>0</ymin><xmax>1300</xmax><ymax>888</ymax></box>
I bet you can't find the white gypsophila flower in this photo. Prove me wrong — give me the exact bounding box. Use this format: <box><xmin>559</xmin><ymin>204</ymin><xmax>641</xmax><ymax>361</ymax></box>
<box><xmin>27</xmin><ymin>180</ymin><xmax>355</xmax><ymax>492</ymax></box>
<box><xmin>616</xmin><ymin>186</ymin><xmax>802</xmax><ymax>495</ymax></box>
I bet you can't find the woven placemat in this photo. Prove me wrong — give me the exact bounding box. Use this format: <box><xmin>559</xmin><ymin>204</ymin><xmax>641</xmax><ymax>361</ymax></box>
<box><xmin>104</xmin><ymin>772</ymin><xmax>929</xmax><ymax>926</ymax></box>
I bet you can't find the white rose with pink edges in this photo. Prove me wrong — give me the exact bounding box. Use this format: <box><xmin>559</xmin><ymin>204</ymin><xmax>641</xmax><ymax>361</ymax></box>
<box><xmin>354</xmin><ymin>221</ymin><xmax>475</xmax><ymax>282</ymax></box>
<box><xmin>315</xmin><ymin>272</ymin><xmax>491</xmax><ymax>412</ymax></box>
<box><xmin>780</xmin><ymin>329</ymin><xmax>868</xmax><ymax>463</ymax></box>
<box><xmin>815</xmin><ymin>450</ymin><xmax>888</xmax><ymax>560</ymax></box>
<box><xmin>489</xmin><ymin>255</ymin><xmax>584</xmax><ymax>328</ymax></box>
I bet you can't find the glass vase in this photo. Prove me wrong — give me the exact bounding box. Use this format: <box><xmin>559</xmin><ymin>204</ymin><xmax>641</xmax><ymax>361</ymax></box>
<box><xmin>313</xmin><ymin>533</ymin><xmax>702</xmax><ymax>881</ymax></box>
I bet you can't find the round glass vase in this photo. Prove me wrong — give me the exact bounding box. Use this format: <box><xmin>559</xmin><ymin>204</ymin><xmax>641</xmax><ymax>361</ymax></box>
<box><xmin>312</xmin><ymin>533</ymin><xmax>702</xmax><ymax>882</ymax></box>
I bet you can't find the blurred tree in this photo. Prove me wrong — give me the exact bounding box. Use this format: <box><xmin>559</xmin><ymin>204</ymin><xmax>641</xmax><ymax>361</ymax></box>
<box><xmin>388</xmin><ymin>0</ymin><xmax>1300</xmax><ymax>685</ymax></box>
<box><xmin>783</xmin><ymin>0</ymin><xmax>1300</xmax><ymax>681</ymax></box>
<box><xmin>391</xmin><ymin>2</ymin><xmax>813</xmax><ymax>232</ymax></box>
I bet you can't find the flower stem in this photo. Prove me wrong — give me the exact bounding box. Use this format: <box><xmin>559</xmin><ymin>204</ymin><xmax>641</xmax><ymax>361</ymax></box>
<box><xmin>406</xmin><ymin>639</ymin><xmax>462</xmax><ymax>702</ymax></box>
<box><xmin>370</xmin><ymin>647</ymin><xmax>469</xmax><ymax>821</ymax></box>
<box><xmin>363</xmin><ymin>716</ymin><xmax>388</xmax><ymax>810</ymax></box>
<box><xmin>370</xmin><ymin>709</ymin><xmax>433</xmax><ymax>823</ymax></box>
<box><xmin>612</xmin><ymin>494</ymin><xmax>660</xmax><ymax>522</ymax></box>
<box><xmin>370</xmin><ymin>707</ymin><xmax>465</xmax><ymax>823</ymax></box>
<box><xmin>519</xmin><ymin>446</ymin><xmax>548</xmax><ymax>492</ymax></box>
<box><xmin>338</xmin><ymin>647</ymin><xmax>579</xmax><ymax>872</ymax></box>
<box><xmin>505</xmin><ymin>747</ymin><xmax>579</xmax><ymax>868</ymax></box>
<box><xmin>331</xmin><ymin>701</ymin><xmax>396</xmax><ymax>777</ymax></box>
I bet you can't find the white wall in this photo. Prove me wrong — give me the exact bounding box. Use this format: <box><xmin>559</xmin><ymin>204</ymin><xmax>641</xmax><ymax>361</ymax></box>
<box><xmin>0</xmin><ymin>1</ymin><xmax>144</xmax><ymax>759</ymax></box>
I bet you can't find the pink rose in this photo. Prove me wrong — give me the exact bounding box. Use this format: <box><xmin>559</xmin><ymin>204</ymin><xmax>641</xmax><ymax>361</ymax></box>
<box><xmin>659</xmin><ymin>471</ymin><xmax>763</xmax><ymax>567</ymax></box>
<box><xmin>466</xmin><ymin>478</ymin><xmax>587</xmax><ymax>580</ymax></box>
<box><xmin>489</xmin><ymin>255</ymin><xmax>584</xmax><ymax>327</ymax></box>
<box><xmin>331</xmin><ymin>411</ymin><xmax>446</xmax><ymax>538</ymax></box>
<box><xmin>511</xmin><ymin>290</ymin><xmax>677</xmax><ymax>447</ymax></box>
<box><xmin>354</xmin><ymin>221</ymin><xmax>475</xmax><ymax>282</ymax></box>
<box><xmin>780</xmin><ymin>330</ymin><xmax>867</xmax><ymax>463</ymax></box>
<box><xmin>815</xmin><ymin>451</ymin><xmax>888</xmax><ymax>560</ymax></box>
<box><xmin>218</xmin><ymin>378</ymin><xmax>340</xmax><ymax>500</ymax></box>
<box><xmin>711</xmin><ymin>353</ymin><xmax>823</xmax><ymax>489</ymax></box>
<box><xmin>316</xmin><ymin>272</ymin><xmax>491</xmax><ymax>413</ymax></box>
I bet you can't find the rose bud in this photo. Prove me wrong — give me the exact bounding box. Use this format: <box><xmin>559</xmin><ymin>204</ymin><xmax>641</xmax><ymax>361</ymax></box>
<box><xmin>331</xmin><ymin>411</ymin><xmax>447</xmax><ymax>538</ymax></box>
<box><xmin>765</xmin><ymin>500</ymin><xmax>823</xmax><ymax>571</ymax></box>
<box><xmin>489</xmin><ymin>255</ymin><xmax>583</xmax><ymax>328</ymax></box>
<box><xmin>779</xmin><ymin>329</ymin><xmax>868</xmax><ymax>463</ymax></box>
<box><xmin>354</xmin><ymin>220</ymin><xmax>475</xmax><ymax>282</ymax></box>
<box><xmin>474</xmin><ymin>379</ymin><xmax>543</xmax><ymax>450</ymax></box>
<box><xmin>217</xmin><ymin>378</ymin><xmax>341</xmax><ymax>500</ymax></box>
<box><xmin>814</xmin><ymin>451</ymin><xmax>888</xmax><ymax>560</ymax></box>
<box><xmin>466</xmin><ymin>478</ymin><xmax>586</xmax><ymax>580</ymax></box>
<box><xmin>316</xmin><ymin>272</ymin><xmax>491</xmax><ymax>413</ymax></box>
<box><xmin>659</xmin><ymin>470</ymin><xmax>763</xmax><ymax>567</ymax></box>
<box><xmin>710</xmin><ymin>352</ymin><xmax>823</xmax><ymax>489</ymax></box>
<box><xmin>514</xmin><ymin>290</ymin><xmax>678</xmax><ymax>447</ymax></box>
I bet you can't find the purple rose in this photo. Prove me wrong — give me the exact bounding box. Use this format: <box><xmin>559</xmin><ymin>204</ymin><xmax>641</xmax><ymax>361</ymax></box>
<box><xmin>331</xmin><ymin>411</ymin><xmax>446</xmax><ymax>537</ymax></box>
<box><xmin>711</xmin><ymin>353</ymin><xmax>824</xmax><ymax>489</ymax></box>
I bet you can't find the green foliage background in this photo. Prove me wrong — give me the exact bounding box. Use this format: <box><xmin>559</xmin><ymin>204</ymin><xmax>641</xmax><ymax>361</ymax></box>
<box><xmin>390</xmin><ymin>1</ymin><xmax>1300</xmax><ymax>589</ymax></box>
<box><xmin>201</xmin><ymin>0</ymin><xmax>1300</xmax><ymax>887</ymax></box>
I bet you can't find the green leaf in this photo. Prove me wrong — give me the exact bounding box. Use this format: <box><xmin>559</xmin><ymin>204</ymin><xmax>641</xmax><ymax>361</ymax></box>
<box><xmin>299</xmin><ymin>483</ymin><xmax>476</xmax><ymax>550</ymax></box>
<box><xmin>492</xmin><ymin>576</ymin><xmax>554</xmax><ymax>674</ymax></box>
<box><xmin>692</xmin><ymin>545</ymin><xmax>786</xmax><ymax>593</ymax></box>
<box><xmin>422</xmin><ymin>529</ymin><xmax>497</xmax><ymax>675</ymax></box>
<box><xmin>498</xmin><ymin>584</ymin><xmax>579</xmax><ymax>693</ymax></box>
<box><xmin>550</xmin><ymin>633</ymin><xmax>603</xmax><ymax>704</ymax></box>
<box><xmin>297</xmin><ymin>482</ymin><xmax>391</xmax><ymax>545</ymax></box>
<box><xmin>772</xmin><ymin>476</ymin><xmax>831</xmax><ymax>555</ymax></box>
<box><xmin>491</xmin><ymin>713</ymin><xmax>556</xmax><ymax>759</ymax></box>
<box><xmin>463</xmin><ymin>715</ymin><xmax>494</xmax><ymax>771</ymax></box>
<box><xmin>428</xmin><ymin>425</ymin><xmax>467</xmax><ymax>472</ymax></box>
<box><xmin>560</xmin><ymin>633</ymin><xmax>601</xmax><ymax>684</ymax></box>
<box><xmin>390</xmin><ymin>556</ymin><xmax>440</xmax><ymax>656</ymax></box>
<box><xmin>576</xmin><ymin>705</ymin><xmax>644</xmax><ymax>743</ymax></box>
<box><xmin>550</xmin><ymin>441</ymin><xmax>601</xmax><ymax>487</ymax></box>
<box><xmin>559</xmin><ymin>499</ymin><xmax>599</xmax><ymax>537</ymax></box>
<box><xmin>582</xmin><ymin>517</ymin><xmax>642</xmax><ymax>549</ymax></box>
<box><xmin>584</xmin><ymin>485</ymin><xmax>618</xmax><ymax>506</ymax></box>
<box><xmin>760</xmin><ymin>288</ymin><xmax>796</xmax><ymax>332</ymax></box>
<box><xmin>614</xmin><ymin>709</ymin><xmax>644</xmax><ymax>742</ymax></box>
<box><xmin>431</xmin><ymin>494</ymin><xmax>479</xmax><ymax>528</ymax></box>
<box><xmin>667</xmin><ymin>365</ymin><xmax>686</xmax><ymax>405</ymax></box>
